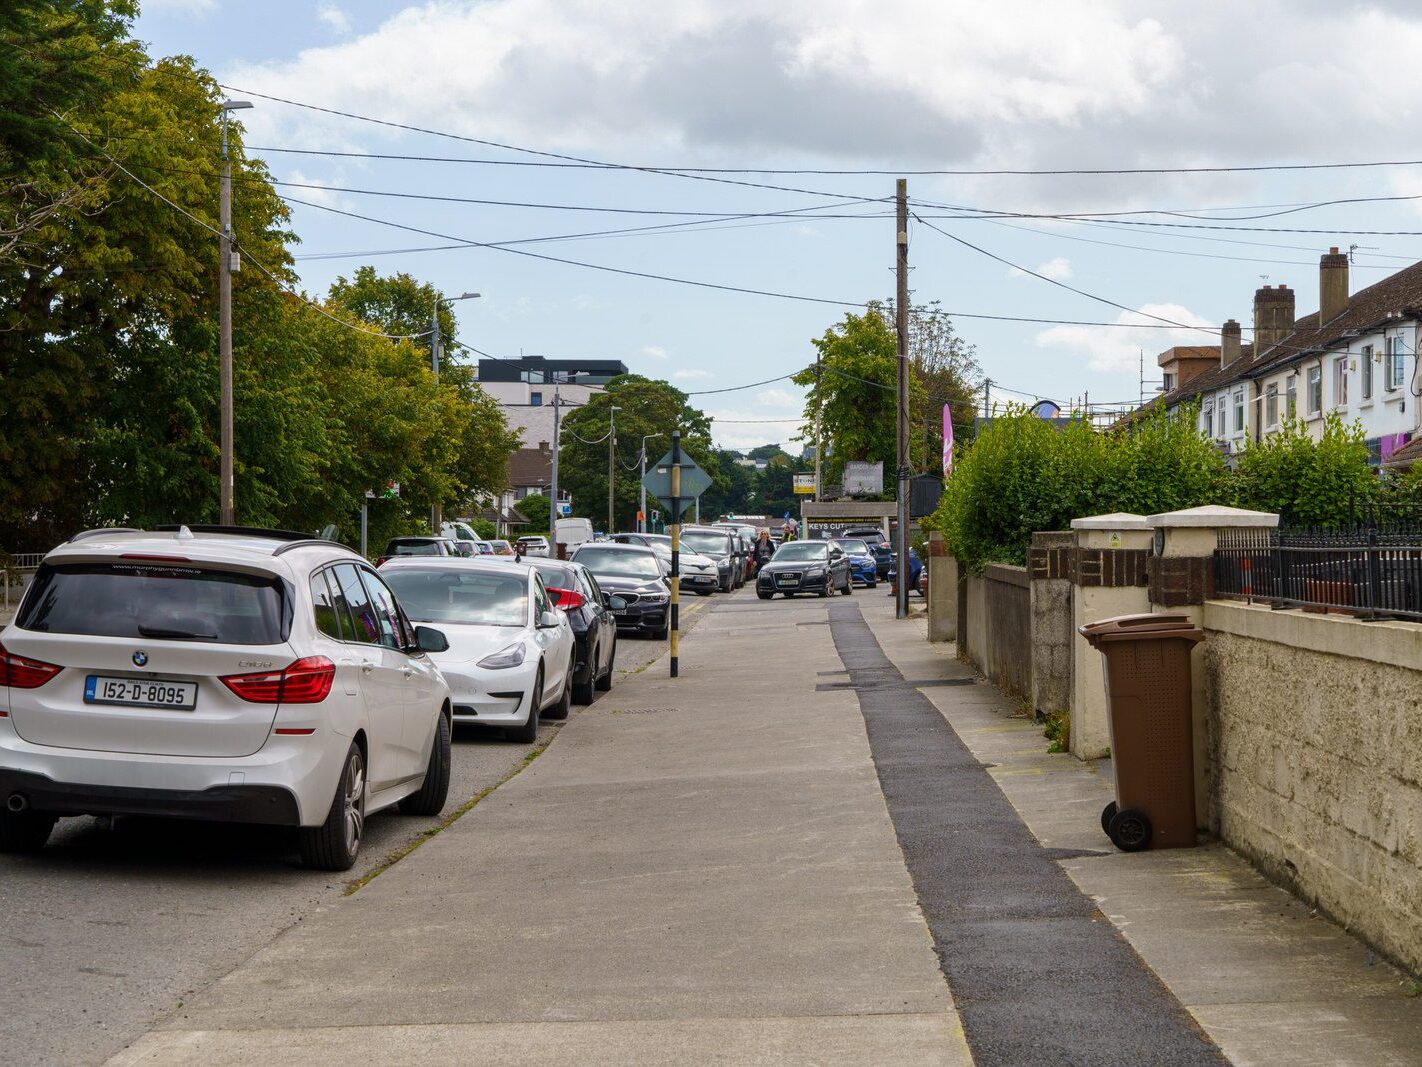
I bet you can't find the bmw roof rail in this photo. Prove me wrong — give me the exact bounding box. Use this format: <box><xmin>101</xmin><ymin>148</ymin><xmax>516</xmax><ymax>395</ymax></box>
<box><xmin>67</xmin><ymin>527</ymin><xmax>142</xmax><ymax>543</ymax></box>
<box><xmin>272</xmin><ymin>538</ymin><xmax>354</xmax><ymax>557</ymax></box>
<box><xmin>154</xmin><ymin>524</ymin><xmax>315</xmax><ymax>542</ymax></box>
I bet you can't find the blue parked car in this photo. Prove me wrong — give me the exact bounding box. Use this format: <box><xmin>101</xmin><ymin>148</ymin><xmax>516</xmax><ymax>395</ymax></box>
<box><xmin>830</xmin><ymin>538</ymin><xmax>879</xmax><ymax>589</ymax></box>
<box><xmin>886</xmin><ymin>547</ymin><xmax>924</xmax><ymax>596</ymax></box>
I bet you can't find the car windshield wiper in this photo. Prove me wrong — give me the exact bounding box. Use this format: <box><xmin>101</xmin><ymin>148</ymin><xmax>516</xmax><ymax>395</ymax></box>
<box><xmin>137</xmin><ymin>624</ymin><xmax>218</xmax><ymax>640</ymax></box>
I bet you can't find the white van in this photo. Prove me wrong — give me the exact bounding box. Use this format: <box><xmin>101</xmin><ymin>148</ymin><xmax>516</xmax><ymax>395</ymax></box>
<box><xmin>554</xmin><ymin>517</ymin><xmax>594</xmax><ymax>553</ymax></box>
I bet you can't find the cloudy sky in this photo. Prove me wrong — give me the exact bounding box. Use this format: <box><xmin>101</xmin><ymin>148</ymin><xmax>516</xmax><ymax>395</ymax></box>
<box><xmin>135</xmin><ymin>0</ymin><xmax>1422</xmax><ymax>449</ymax></box>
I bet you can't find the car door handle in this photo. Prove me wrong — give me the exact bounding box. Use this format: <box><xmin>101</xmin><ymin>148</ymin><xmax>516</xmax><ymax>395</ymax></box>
<box><xmin>360</xmin><ymin>660</ymin><xmax>375</xmax><ymax>674</ymax></box>
<box><xmin>400</xmin><ymin>665</ymin><xmax>415</xmax><ymax>678</ymax></box>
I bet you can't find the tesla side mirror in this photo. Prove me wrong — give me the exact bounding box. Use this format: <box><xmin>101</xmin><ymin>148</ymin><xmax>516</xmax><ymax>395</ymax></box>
<box><xmin>606</xmin><ymin>594</ymin><xmax>627</xmax><ymax>610</ymax></box>
<box><xmin>538</xmin><ymin>610</ymin><xmax>562</xmax><ymax>629</ymax></box>
<box><xmin>414</xmin><ymin>625</ymin><xmax>449</xmax><ymax>653</ymax></box>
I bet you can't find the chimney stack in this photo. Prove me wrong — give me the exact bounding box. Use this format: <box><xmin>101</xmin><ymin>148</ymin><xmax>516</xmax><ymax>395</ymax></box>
<box><xmin>1253</xmin><ymin>284</ymin><xmax>1295</xmax><ymax>356</ymax></box>
<box><xmin>1319</xmin><ymin>246</ymin><xmax>1349</xmax><ymax>325</ymax></box>
<box><xmin>1221</xmin><ymin>319</ymin><xmax>1242</xmax><ymax>366</ymax></box>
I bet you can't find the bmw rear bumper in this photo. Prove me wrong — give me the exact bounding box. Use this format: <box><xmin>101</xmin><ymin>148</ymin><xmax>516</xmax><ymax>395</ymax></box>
<box><xmin>0</xmin><ymin>768</ymin><xmax>300</xmax><ymax>825</ymax></box>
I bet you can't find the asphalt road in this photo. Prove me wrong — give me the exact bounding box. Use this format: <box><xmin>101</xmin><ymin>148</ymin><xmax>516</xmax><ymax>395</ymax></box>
<box><xmin>0</xmin><ymin>596</ymin><xmax>713</xmax><ymax>1067</ymax></box>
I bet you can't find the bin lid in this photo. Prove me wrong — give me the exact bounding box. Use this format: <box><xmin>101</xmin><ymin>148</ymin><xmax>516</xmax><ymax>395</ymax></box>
<box><xmin>1078</xmin><ymin>612</ymin><xmax>1204</xmax><ymax>645</ymax></box>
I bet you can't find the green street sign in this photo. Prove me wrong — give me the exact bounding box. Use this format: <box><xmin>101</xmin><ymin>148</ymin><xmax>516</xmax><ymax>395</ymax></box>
<box><xmin>641</xmin><ymin>450</ymin><xmax>712</xmax><ymax>517</ymax></box>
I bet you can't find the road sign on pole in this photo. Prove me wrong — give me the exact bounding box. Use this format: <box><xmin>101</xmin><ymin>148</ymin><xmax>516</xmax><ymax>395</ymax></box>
<box><xmin>641</xmin><ymin>449</ymin><xmax>711</xmax><ymax>517</ymax></box>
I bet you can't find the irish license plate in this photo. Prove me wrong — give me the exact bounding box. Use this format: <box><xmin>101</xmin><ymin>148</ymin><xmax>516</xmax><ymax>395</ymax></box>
<box><xmin>612</xmin><ymin>609</ymin><xmax>629</xmax><ymax>617</ymax></box>
<box><xmin>84</xmin><ymin>676</ymin><xmax>198</xmax><ymax>710</ymax></box>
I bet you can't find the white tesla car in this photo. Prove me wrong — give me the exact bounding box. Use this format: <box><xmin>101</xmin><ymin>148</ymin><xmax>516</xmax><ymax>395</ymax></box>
<box><xmin>379</xmin><ymin>558</ymin><xmax>575</xmax><ymax>743</ymax></box>
<box><xmin>0</xmin><ymin>526</ymin><xmax>453</xmax><ymax>871</ymax></box>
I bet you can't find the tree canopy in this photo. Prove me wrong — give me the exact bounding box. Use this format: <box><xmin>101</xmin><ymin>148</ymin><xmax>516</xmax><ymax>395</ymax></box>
<box><xmin>0</xmin><ymin>7</ymin><xmax>517</xmax><ymax>552</ymax></box>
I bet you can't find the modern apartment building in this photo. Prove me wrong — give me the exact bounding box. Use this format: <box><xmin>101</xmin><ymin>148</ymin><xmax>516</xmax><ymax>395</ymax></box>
<box><xmin>476</xmin><ymin>356</ymin><xmax>628</xmax><ymax>448</ymax></box>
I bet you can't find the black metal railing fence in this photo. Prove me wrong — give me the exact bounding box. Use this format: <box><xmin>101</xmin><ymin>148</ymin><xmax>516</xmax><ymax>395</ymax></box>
<box><xmin>1214</xmin><ymin>526</ymin><xmax>1422</xmax><ymax>621</ymax></box>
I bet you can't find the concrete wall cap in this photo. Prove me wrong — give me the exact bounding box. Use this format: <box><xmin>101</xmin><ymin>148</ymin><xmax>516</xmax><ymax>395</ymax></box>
<box><xmin>1070</xmin><ymin>512</ymin><xmax>1150</xmax><ymax>530</ymax></box>
<box><xmin>1147</xmin><ymin>505</ymin><xmax>1279</xmax><ymax>528</ymax></box>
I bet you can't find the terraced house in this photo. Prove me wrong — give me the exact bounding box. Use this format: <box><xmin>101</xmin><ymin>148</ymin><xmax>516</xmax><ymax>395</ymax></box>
<box><xmin>1145</xmin><ymin>249</ymin><xmax>1422</xmax><ymax>465</ymax></box>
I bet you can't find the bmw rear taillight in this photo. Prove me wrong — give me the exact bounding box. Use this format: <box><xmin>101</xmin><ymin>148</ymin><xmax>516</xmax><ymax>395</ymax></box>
<box><xmin>221</xmin><ymin>656</ymin><xmax>334</xmax><ymax>704</ymax></box>
<box><xmin>546</xmin><ymin>586</ymin><xmax>586</xmax><ymax>610</ymax></box>
<box><xmin>0</xmin><ymin>640</ymin><xmax>62</xmax><ymax>689</ymax></box>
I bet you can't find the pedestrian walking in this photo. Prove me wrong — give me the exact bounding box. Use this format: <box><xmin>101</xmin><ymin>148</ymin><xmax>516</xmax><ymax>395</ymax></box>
<box><xmin>755</xmin><ymin>529</ymin><xmax>774</xmax><ymax>567</ymax></box>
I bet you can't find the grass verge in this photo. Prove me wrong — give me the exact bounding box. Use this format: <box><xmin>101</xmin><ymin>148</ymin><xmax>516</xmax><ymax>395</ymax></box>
<box><xmin>343</xmin><ymin>736</ymin><xmax>553</xmax><ymax>896</ymax></box>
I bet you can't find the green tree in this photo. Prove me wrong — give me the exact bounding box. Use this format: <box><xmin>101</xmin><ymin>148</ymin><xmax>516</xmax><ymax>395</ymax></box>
<box><xmin>701</xmin><ymin>448</ymin><xmax>756</xmax><ymax>519</ymax></box>
<box><xmin>793</xmin><ymin>307</ymin><xmax>928</xmax><ymax>490</ymax></box>
<box><xmin>558</xmin><ymin>376</ymin><xmax>716</xmax><ymax>532</ymax></box>
<box><xmin>327</xmin><ymin>265</ymin><xmax>459</xmax><ymax>361</ymax></box>
<box><xmin>760</xmin><ymin>454</ymin><xmax>799</xmax><ymax>517</ymax></box>
<box><xmin>1233</xmin><ymin>414</ymin><xmax>1376</xmax><ymax>527</ymax></box>
<box><xmin>517</xmin><ymin>492</ymin><xmax>551</xmax><ymax>532</ymax></box>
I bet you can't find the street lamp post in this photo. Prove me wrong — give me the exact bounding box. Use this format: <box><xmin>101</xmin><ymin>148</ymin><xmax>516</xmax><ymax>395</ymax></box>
<box><xmin>607</xmin><ymin>405</ymin><xmax>621</xmax><ymax>535</ymax></box>
<box><xmin>429</xmin><ymin>290</ymin><xmax>480</xmax><ymax>533</ymax></box>
<box><xmin>639</xmin><ymin>433</ymin><xmax>663</xmax><ymax>533</ymax></box>
<box><xmin>218</xmin><ymin>98</ymin><xmax>252</xmax><ymax>526</ymax></box>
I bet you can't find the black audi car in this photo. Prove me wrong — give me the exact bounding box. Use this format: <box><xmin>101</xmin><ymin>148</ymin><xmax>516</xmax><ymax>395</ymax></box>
<box><xmin>756</xmin><ymin>540</ymin><xmax>853</xmax><ymax>599</ymax></box>
<box><xmin>570</xmin><ymin>542</ymin><xmax>671</xmax><ymax>639</ymax></box>
<box><xmin>526</xmin><ymin>558</ymin><xmax>622</xmax><ymax>703</ymax></box>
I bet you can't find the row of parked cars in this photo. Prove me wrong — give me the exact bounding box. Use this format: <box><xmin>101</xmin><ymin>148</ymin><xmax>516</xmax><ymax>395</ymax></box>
<box><xmin>0</xmin><ymin>524</ymin><xmax>636</xmax><ymax>873</ymax></box>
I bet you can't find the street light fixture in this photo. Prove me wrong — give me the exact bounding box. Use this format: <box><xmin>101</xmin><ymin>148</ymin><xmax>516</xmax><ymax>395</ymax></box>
<box><xmin>430</xmin><ymin>290</ymin><xmax>480</xmax><ymax>533</ymax></box>
<box><xmin>218</xmin><ymin>98</ymin><xmax>252</xmax><ymax>525</ymax></box>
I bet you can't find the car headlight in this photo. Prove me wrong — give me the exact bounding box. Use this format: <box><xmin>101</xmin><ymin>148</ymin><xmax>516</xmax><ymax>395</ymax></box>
<box><xmin>643</xmin><ymin>592</ymin><xmax>668</xmax><ymax>604</ymax></box>
<box><xmin>477</xmin><ymin>642</ymin><xmax>527</xmax><ymax>669</ymax></box>
<box><xmin>716</xmin><ymin>558</ymin><xmax>730</xmax><ymax>570</ymax></box>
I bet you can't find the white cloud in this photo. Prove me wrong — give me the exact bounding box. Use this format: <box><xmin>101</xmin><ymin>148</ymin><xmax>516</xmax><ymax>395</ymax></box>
<box><xmin>672</xmin><ymin>368</ymin><xmax>712</xmax><ymax>380</ymax></box>
<box><xmin>223</xmin><ymin>2</ymin><xmax>1422</xmax><ymax>211</ymax></box>
<box><xmin>755</xmin><ymin>387</ymin><xmax>801</xmax><ymax>408</ymax></box>
<box><xmin>281</xmin><ymin>169</ymin><xmax>347</xmax><ymax>209</ymax></box>
<box><xmin>571</xmin><ymin>293</ymin><xmax>604</xmax><ymax>311</ymax></box>
<box><xmin>143</xmin><ymin>0</ymin><xmax>216</xmax><ymax>13</ymax></box>
<box><xmin>641</xmin><ymin>345</ymin><xmax>668</xmax><ymax>359</ymax></box>
<box><xmin>317</xmin><ymin>3</ymin><xmax>352</xmax><ymax>33</ymax></box>
<box><xmin>1011</xmin><ymin>256</ymin><xmax>1073</xmax><ymax>281</ymax></box>
<box><xmin>1034</xmin><ymin>303</ymin><xmax>1215</xmax><ymax>373</ymax></box>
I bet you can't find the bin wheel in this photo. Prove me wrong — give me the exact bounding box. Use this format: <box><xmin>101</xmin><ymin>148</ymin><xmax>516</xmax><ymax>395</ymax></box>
<box><xmin>1100</xmin><ymin>801</ymin><xmax>1118</xmax><ymax>837</ymax></box>
<box><xmin>1107</xmin><ymin>808</ymin><xmax>1152</xmax><ymax>852</ymax></box>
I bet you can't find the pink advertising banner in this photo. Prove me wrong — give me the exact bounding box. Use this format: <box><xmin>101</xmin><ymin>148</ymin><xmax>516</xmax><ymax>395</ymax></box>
<box><xmin>943</xmin><ymin>404</ymin><xmax>954</xmax><ymax>476</ymax></box>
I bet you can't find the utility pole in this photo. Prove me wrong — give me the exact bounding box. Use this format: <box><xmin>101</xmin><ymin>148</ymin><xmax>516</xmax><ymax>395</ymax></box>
<box><xmin>982</xmin><ymin>378</ymin><xmax>992</xmax><ymax>422</ymax></box>
<box><xmin>813</xmin><ymin>348</ymin><xmax>823</xmax><ymax>502</ymax></box>
<box><xmin>430</xmin><ymin>297</ymin><xmax>442</xmax><ymax>535</ymax></box>
<box><xmin>895</xmin><ymin>178</ymin><xmax>910</xmax><ymax>621</ymax></box>
<box><xmin>548</xmin><ymin>385</ymin><xmax>561</xmax><ymax>552</ymax></box>
<box><xmin>607</xmin><ymin>405</ymin><xmax>621</xmax><ymax>535</ymax></box>
<box><xmin>669</xmin><ymin>430</ymin><xmax>682</xmax><ymax>678</ymax></box>
<box><xmin>218</xmin><ymin>99</ymin><xmax>251</xmax><ymax>524</ymax></box>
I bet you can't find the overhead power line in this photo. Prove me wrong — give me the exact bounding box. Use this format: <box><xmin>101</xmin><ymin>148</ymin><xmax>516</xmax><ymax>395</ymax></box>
<box><xmin>48</xmin><ymin>111</ymin><xmax>433</xmax><ymax>343</ymax></box>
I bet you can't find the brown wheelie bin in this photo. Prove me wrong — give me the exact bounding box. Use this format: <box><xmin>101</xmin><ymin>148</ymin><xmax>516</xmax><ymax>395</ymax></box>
<box><xmin>1078</xmin><ymin>613</ymin><xmax>1205</xmax><ymax>852</ymax></box>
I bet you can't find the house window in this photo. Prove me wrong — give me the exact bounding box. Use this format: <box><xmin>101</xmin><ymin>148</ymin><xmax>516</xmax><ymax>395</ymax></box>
<box><xmin>1361</xmin><ymin>345</ymin><xmax>1373</xmax><ymax>399</ymax></box>
<box><xmin>1233</xmin><ymin>389</ymin><xmax>1245</xmax><ymax>434</ymax></box>
<box><xmin>1286</xmin><ymin>376</ymin><xmax>1297</xmax><ymax>419</ymax></box>
<box><xmin>1386</xmin><ymin>336</ymin><xmax>1406</xmax><ymax>391</ymax></box>
<box><xmin>1162</xmin><ymin>372</ymin><xmax>1175</xmax><ymax>391</ymax></box>
<box><xmin>1333</xmin><ymin>356</ymin><xmax>1348</xmax><ymax>406</ymax></box>
<box><xmin>1201</xmin><ymin>401</ymin><xmax>1214</xmax><ymax>437</ymax></box>
<box><xmin>529</xmin><ymin>391</ymin><xmax>543</xmax><ymax>406</ymax></box>
<box><xmin>1307</xmin><ymin>366</ymin><xmax>1322</xmax><ymax>414</ymax></box>
<box><xmin>1265</xmin><ymin>384</ymin><xmax>1278</xmax><ymax>426</ymax></box>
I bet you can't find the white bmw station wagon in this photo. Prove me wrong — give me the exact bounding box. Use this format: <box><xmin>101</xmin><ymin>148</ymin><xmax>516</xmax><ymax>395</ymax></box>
<box><xmin>0</xmin><ymin>525</ymin><xmax>453</xmax><ymax>870</ymax></box>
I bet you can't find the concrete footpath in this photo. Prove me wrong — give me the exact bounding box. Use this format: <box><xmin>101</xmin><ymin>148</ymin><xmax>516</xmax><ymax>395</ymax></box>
<box><xmin>111</xmin><ymin>592</ymin><xmax>971</xmax><ymax>1065</ymax></box>
<box><xmin>865</xmin><ymin>601</ymin><xmax>1422</xmax><ymax>1067</ymax></box>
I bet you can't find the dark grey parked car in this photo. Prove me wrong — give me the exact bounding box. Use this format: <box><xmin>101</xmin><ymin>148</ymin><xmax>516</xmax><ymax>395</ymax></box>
<box><xmin>570</xmin><ymin>542</ymin><xmax>671</xmax><ymax>639</ymax></box>
<box><xmin>756</xmin><ymin>540</ymin><xmax>852</xmax><ymax>599</ymax></box>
